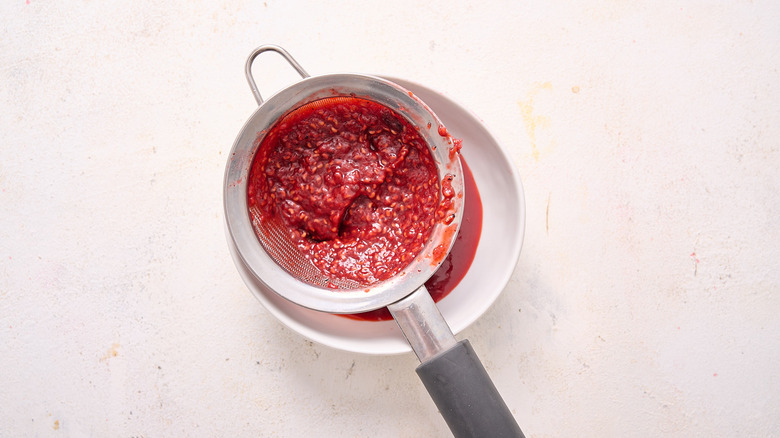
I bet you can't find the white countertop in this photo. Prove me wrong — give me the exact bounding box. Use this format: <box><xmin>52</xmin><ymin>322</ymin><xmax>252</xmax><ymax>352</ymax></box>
<box><xmin>1</xmin><ymin>1</ymin><xmax>778</xmax><ymax>436</ymax></box>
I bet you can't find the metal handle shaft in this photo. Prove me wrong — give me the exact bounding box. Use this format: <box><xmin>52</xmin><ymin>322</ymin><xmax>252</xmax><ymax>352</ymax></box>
<box><xmin>388</xmin><ymin>286</ymin><xmax>457</xmax><ymax>362</ymax></box>
<box><xmin>388</xmin><ymin>287</ymin><xmax>524</xmax><ymax>437</ymax></box>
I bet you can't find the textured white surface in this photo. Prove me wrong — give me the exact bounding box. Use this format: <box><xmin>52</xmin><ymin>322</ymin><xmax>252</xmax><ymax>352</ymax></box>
<box><xmin>1</xmin><ymin>1</ymin><xmax>778</xmax><ymax>436</ymax></box>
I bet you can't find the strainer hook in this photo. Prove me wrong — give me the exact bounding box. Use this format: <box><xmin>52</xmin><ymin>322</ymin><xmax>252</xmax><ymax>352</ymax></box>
<box><xmin>245</xmin><ymin>44</ymin><xmax>311</xmax><ymax>105</ymax></box>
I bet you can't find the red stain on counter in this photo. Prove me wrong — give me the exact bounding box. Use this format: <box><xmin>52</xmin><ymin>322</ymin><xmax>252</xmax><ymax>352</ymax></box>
<box><xmin>691</xmin><ymin>251</ymin><xmax>699</xmax><ymax>276</ymax></box>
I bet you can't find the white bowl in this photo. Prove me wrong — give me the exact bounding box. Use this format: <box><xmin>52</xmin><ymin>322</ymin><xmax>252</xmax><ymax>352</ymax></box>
<box><xmin>226</xmin><ymin>77</ymin><xmax>525</xmax><ymax>355</ymax></box>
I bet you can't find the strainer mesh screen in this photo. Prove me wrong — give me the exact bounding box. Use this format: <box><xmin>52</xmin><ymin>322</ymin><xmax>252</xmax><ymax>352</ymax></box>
<box><xmin>249</xmin><ymin>205</ymin><xmax>363</xmax><ymax>290</ymax></box>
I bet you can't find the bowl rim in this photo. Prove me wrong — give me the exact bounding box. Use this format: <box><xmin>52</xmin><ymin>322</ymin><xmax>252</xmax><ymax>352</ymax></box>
<box><xmin>225</xmin><ymin>76</ymin><xmax>525</xmax><ymax>355</ymax></box>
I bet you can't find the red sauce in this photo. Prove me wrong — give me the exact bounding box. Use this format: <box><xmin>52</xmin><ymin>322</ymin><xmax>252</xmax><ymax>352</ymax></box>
<box><xmin>341</xmin><ymin>157</ymin><xmax>483</xmax><ymax>321</ymax></box>
<box><xmin>247</xmin><ymin>97</ymin><xmax>448</xmax><ymax>286</ymax></box>
<box><xmin>450</xmin><ymin>138</ymin><xmax>463</xmax><ymax>160</ymax></box>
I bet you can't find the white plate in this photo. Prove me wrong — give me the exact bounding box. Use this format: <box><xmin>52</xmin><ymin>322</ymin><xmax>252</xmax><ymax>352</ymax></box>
<box><xmin>227</xmin><ymin>77</ymin><xmax>525</xmax><ymax>355</ymax></box>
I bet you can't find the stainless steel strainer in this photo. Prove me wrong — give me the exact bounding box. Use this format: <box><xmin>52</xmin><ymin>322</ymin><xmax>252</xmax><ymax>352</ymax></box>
<box><xmin>224</xmin><ymin>45</ymin><xmax>524</xmax><ymax>438</ymax></box>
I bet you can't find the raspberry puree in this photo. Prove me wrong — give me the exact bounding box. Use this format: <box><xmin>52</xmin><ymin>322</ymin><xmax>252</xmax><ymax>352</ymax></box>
<box><xmin>247</xmin><ymin>97</ymin><xmax>447</xmax><ymax>286</ymax></box>
<box><xmin>342</xmin><ymin>157</ymin><xmax>482</xmax><ymax>321</ymax></box>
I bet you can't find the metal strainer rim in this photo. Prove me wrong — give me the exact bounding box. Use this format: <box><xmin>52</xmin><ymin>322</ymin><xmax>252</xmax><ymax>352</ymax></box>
<box><xmin>224</xmin><ymin>73</ymin><xmax>464</xmax><ymax>314</ymax></box>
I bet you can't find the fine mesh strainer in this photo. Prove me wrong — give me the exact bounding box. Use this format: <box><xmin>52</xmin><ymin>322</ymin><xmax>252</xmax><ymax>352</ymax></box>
<box><xmin>245</xmin><ymin>93</ymin><xmax>452</xmax><ymax>294</ymax></box>
<box><xmin>224</xmin><ymin>45</ymin><xmax>524</xmax><ymax>438</ymax></box>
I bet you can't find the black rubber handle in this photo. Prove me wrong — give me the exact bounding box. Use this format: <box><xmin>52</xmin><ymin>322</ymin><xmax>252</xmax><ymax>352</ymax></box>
<box><xmin>416</xmin><ymin>340</ymin><xmax>525</xmax><ymax>438</ymax></box>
